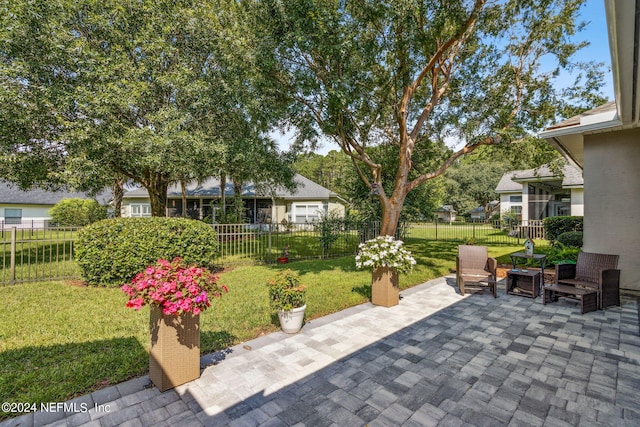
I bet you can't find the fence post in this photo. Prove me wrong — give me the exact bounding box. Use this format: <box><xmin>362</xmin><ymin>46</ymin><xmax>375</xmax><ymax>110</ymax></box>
<box><xmin>10</xmin><ymin>227</ymin><xmax>16</xmax><ymax>285</ymax></box>
<box><xmin>435</xmin><ymin>220</ymin><xmax>438</xmax><ymax>240</ymax></box>
<box><xmin>268</xmin><ymin>223</ymin><xmax>273</xmax><ymax>263</ymax></box>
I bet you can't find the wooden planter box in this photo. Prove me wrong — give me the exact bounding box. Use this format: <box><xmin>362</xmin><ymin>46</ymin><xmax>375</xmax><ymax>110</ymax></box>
<box><xmin>372</xmin><ymin>267</ymin><xmax>399</xmax><ymax>307</ymax></box>
<box><xmin>149</xmin><ymin>306</ymin><xmax>200</xmax><ymax>391</ymax></box>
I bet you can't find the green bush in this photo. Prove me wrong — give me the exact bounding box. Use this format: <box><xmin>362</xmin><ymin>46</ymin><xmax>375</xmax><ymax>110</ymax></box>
<box><xmin>544</xmin><ymin>242</ymin><xmax>580</xmax><ymax>266</ymax></box>
<box><xmin>49</xmin><ymin>198</ymin><xmax>107</xmax><ymax>226</ymax></box>
<box><xmin>76</xmin><ymin>217</ymin><xmax>219</xmax><ymax>286</ymax></box>
<box><xmin>543</xmin><ymin>216</ymin><xmax>583</xmax><ymax>241</ymax></box>
<box><xmin>557</xmin><ymin>231</ymin><xmax>583</xmax><ymax>248</ymax></box>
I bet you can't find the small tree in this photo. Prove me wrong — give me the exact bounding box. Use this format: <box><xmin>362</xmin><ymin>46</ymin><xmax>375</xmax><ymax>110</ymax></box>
<box><xmin>314</xmin><ymin>210</ymin><xmax>345</xmax><ymax>258</ymax></box>
<box><xmin>49</xmin><ymin>198</ymin><xmax>107</xmax><ymax>227</ymax></box>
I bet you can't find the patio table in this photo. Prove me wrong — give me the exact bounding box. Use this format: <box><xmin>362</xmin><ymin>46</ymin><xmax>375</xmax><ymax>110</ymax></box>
<box><xmin>510</xmin><ymin>252</ymin><xmax>547</xmax><ymax>286</ymax></box>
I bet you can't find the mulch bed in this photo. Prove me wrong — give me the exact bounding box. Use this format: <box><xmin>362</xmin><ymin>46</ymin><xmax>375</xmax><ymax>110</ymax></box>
<box><xmin>497</xmin><ymin>264</ymin><xmax>555</xmax><ymax>284</ymax></box>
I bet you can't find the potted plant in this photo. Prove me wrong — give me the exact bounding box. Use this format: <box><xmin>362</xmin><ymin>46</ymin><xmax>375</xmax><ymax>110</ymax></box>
<box><xmin>277</xmin><ymin>245</ymin><xmax>289</xmax><ymax>264</ymax></box>
<box><xmin>355</xmin><ymin>235</ymin><xmax>416</xmax><ymax>307</ymax></box>
<box><xmin>267</xmin><ymin>269</ymin><xmax>306</xmax><ymax>333</ymax></box>
<box><xmin>121</xmin><ymin>257</ymin><xmax>227</xmax><ymax>391</ymax></box>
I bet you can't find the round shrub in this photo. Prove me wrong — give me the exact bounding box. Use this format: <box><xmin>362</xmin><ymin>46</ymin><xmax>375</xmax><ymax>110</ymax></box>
<box><xmin>76</xmin><ymin>217</ymin><xmax>220</xmax><ymax>286</ymax></box>
<box><xmin>50</xmin><ymin>198</ymin><xmax>107</xmax><ymax>226</ymax></box>
<box><xmin>543</xmin><ymin>216</ymin><xmax>583</xmax><ymax>241</ymax></box>
<box><xmin>556</xmin><ymin>231</ymin><xmax>583</xmax><ymax>248</ymax></box>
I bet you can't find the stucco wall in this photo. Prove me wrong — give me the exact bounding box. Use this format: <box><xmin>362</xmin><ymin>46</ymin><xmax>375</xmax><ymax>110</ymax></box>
<box><xmin>121</xmin><ymin>198</ymin><xmax>151</xmax><ymax>217</ymax></box>
<box><xmin>328</xmin><ymin>201</ymin><xmax>346</xmax><ymax>217</ymax></box>
<box><xmin>584</xmin><ymin>129</ymin><xmax>640</xmax><ymax>290</ymax></box>
<box><xmin>570</xmin><ymin>188</ymin><xmax>584</xmax><ymax>216</ymax></box>
<box><xmin>0</xmin><ymin>205</ymin><xmax>52</xmax><ymax>220</ymax></box>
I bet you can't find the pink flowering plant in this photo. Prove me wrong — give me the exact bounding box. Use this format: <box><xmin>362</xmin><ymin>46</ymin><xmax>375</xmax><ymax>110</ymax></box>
<box><xmin>121</xmin><ymin>258</ymin><xmax>227</xmax><ymax>316</ymax></box>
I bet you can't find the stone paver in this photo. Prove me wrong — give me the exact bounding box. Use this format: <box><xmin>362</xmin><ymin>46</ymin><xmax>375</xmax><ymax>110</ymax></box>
<box><xmin>3</xmin><ymin>275</ymin><xmax>639</xmax><ymax>426</ymax></box>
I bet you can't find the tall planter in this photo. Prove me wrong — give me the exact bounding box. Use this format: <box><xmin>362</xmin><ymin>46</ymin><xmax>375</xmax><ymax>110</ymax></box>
<box><xmin>149</xmin><ymin>305</ymin><xmax>201</xmax><ymax>392</ymax></box>
<box><xmin>372</xmin><ymin>266</ymin><xmax>399</xmax><ymax>307</ymax></box>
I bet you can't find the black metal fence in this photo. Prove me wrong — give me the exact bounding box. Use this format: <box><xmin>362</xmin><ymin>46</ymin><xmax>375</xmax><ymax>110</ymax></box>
<box><xmin>0</xmin><ymin>220</ymin><xmax>546</xmax><ymax>284</ymax></box>
<box><xmin>1</xmin><ymin>227</ymin><xmax>80</xmax><ymax>285</ymax></box>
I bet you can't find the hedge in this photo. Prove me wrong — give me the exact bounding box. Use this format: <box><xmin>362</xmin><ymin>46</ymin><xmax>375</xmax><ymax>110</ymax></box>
<box><xmin>76</xmin><ymin>217</ymin><xmax>219</xmax><ymax>286</ymax></box>
<box><xmin>557</xmin><ymin>231</ymin><xmax>583</xmax><ymax>248</ymax></box>
<box><xmin>543</xmin><ymin>216</ymin><xmax>583</xmax><ymax>241</ymax></box>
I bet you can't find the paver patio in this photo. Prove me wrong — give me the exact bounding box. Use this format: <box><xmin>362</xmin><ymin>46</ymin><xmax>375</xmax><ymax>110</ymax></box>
<box><xmin>3</xmin><ymin>275</ymin><xmax>639</xmax><ymax>427</ymax></box>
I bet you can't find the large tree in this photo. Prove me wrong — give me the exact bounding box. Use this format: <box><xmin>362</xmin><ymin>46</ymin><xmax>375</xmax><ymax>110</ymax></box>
<box><xmin>255</xmin><ymin>0</ymin><xmax>607</xmax><ymax>235</ymax></box>
<box><xmin>1</xmin><ymin>0</ymin><xmax>289</xmax><ymax>216</ymax></box>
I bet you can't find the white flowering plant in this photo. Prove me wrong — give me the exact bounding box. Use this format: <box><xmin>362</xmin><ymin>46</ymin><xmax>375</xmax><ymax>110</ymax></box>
<box><xmin>355</xmin><ymin>235</ymin><xmax>416</xmax><ymax>274</ymax></box>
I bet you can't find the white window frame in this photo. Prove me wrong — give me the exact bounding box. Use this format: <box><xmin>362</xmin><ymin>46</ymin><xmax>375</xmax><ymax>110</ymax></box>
<box><xmin>130</xmin><ymin>204</ymin><xmax>151</xmax><ymax>217</ymax></box>
<box><xmin>292</xmin><ymin>204</ymin><xmax>322</xmax><ymax>223</ymax></box>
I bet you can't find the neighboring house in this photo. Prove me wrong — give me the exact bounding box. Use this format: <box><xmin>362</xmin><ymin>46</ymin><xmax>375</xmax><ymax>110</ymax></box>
<box><xmin>435</xmin><ymin>205</ymin><xmax>456</xmax><ymax>222</ymax></box>
<box><xmin>468</xmin><ymin>201</ymin><xmax>500</xmax><ymax>221</ymax></box>
<box><xmin>538</xmin><ymin>0</ymin><xmax>639</xmax><ymax>290</ymax></box>
<box><xmin>121</xmin><ymin>174</ymin><xmax>347</xmax><ymax>224</ymax></box>
<box><xmin>0</xmin><ymin>181</ymin><xmax>111</xmax><ymax>228</ymax></box>
<box><xmin>495</xmin><ymin>165</ymin><xmax>583</xmax><ymax>223</ymax></box>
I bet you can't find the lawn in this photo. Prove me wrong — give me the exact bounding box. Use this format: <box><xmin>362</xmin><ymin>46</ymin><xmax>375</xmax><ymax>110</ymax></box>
<box><xmin>1</xmin><ymin>228</ymin><xmax>80</xmax><ymax>284</ymax></box>
<box><xmin>0</xmin><ymin>241</ymin><xmax>522</xmax><ymax>419</ymax></box>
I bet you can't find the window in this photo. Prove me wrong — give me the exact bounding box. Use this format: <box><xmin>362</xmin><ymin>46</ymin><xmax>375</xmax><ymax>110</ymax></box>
<box><xmin>130</xmin><ymin>204</ymin><xmax>151</xmax><ymax>217</ymax></box>
<box><xmin>293</xmin><ymin>204</ymin><xmax>322</xmax><ymax>223</ymax></box>
<box><xmin>510</xmin><ymin>206</ymin><xmax>522</xmax><ymax>215</ymax></box>
<box><xmin>510</xmin><ymin>195</ymin><xmax>522</xmax><ymax>203</ymax></box>
<box><xmin>4</xmin><ymin>208</ymin><xmax>22</xmax><ymax>224</ymax></box>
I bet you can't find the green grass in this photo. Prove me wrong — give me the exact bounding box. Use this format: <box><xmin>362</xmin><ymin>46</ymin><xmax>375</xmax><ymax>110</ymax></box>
<box><xmin>1</xmin><ymin>229</ymin><xmax>79</xmax><ymax>283</ymax></box>
<box><xmin>0</xmin><ymin>241</ymin><xmax>522</xmax><ymax>418</ymax></box>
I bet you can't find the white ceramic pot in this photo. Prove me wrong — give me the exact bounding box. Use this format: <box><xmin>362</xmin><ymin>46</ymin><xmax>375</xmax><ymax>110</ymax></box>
<box><xmin>277</xmin><ymin>304</ymin><xmax>306</xmax><ymax>334</ymax></box>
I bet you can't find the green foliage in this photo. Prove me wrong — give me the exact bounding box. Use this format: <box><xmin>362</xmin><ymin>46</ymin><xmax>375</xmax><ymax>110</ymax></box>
<box><xmin>444</xmin><ymin>158</ymin><xmax>508</xmax><ymax>215</ymax></box>
<box><xmin>266</xmin><ymin>269</ymin><xmax>306</xmax><ymax>312</ymax></box>
<box><xmin>543</xmin><ymin>242</ymin><xmax>580</xmax><ymax>266</ymax></box>
<box><xmin>75</xmin><ymin>217</ymin><xmax>219</xmax><ymax>286</ymax></box>
<box><xmin>49</xmin><ymin>198</ymin><xmax>107</xmax><ymax>227</ymax></box>
<box><xmin>543</xmin><ymin>216</ymin><xmax>584</xmax><ymax>241</ymax></box>
<box><xmin>556</xmin><ymin>231</ymin><xmax>583</xmax><ymax>248</ymax></box>
<box><xmin>217</xmin><ymin>196</ymin><xmax>248</xmax><ymax>224</ymax></box>
<box><xmin>314</xmin><ymin>210</ymin><xmax>345</xmax><ymax>258</ymax></box>
<box><xmin>255</xmin><ymin>0</ymin><xmax>606</xmax><ymax>236</ymax></box>
<box><xmin>501</xmin><ymin>210</ymin><xmax>520</xmax><ymax>230</ymax></box>
<box><xmin>0</xmin><ymin>0</ymin><xmax>289</xmax><ymax>215</ymax></box>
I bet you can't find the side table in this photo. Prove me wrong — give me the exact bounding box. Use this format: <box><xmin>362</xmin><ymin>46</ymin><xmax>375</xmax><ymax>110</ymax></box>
<box><xmin>506</xmin><ymin>270</ymin><xmax>541</xmax><ymax>298</ymax></box>
<box><xmin>509</xmin><ymin>252</ymin><xmax>547</xmax><ymax>286</ymax></box>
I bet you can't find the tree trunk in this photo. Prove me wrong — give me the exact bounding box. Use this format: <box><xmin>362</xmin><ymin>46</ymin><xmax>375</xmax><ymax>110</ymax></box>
<box><xmin>146</xmin><ymin>173</ymin><xmax>170</xmax><ymax>217</ymax></box>
<box><xmin>112</xmin><ymin>177</ymin><xmax>124</xmax><ymax>218</ymax></box>
<box><xmin>379</xmin><ymin>194</ymin><xmax>407</xmax><ymax>237</ymax></box>
<box><xmin>220</xmin><ymin>172</ymin><xmax>227</xmax><ymax>218</ymax></box>
<box><xmin>180</xmin><ymin>179</ymin><xmax>187</xmax><ymax>218</ymax></box>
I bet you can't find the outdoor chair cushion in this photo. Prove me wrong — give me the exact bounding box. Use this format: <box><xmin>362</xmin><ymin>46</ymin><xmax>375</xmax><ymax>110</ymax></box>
<box><xmin>456</xmin><ymin>245</ymin><xmax>497</xmax><ymax>298</ymax></box>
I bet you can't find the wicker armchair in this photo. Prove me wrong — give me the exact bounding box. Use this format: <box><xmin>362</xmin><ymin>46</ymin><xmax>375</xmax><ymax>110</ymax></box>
<box><xmin>555</xmin><ymin>251</ymin><xmax>620</xmax><ymax>309</ymax></box>
<box><xmin>456</xmin><ymin>245</ymin><xmax>497</xmax><ymax>298</ymax></box>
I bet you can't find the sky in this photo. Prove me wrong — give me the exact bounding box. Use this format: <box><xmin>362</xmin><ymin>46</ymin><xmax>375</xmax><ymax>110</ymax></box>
<box><xmin>273</xmin><ymin>1</ymin><xmax>615</xmax><ymax>155</ymax></box>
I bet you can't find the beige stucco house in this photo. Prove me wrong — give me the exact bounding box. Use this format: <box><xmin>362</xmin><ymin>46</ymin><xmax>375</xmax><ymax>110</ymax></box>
<box><xmin>495</xmin><ymin>164</ymin><xmax>583</xmax><ymax>223</ymax></box>
<box><xmin>121</xmin><ymin>174</ymin><xmax>347</xmax><ymax>224</ymax></box>
<box><xmin>539</xmin><ymin>0</ymin><xmax>640</xmax><ymax>290</ymax></box>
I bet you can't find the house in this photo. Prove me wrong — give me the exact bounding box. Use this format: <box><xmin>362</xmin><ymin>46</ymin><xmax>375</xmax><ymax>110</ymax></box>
<box><xmin>468</xmin><ymin>201</ymin><xmax>500</xmax><ymax>221</ymax></box>
<box><xmin>0</xmin><ymin>181</ymin><xmax>111</xmax><ymax>228</ymax></box>
<box><xmin>435</xmin><ymin>205</ymin><xmax>456</xmax><ymax>222</ymax></box>
<box><xmin>121</xmin><ymin>174</ymin><xmax>347</xmax><ymax>224</ymax></box>
<box><xmin>538</xmin><ymin>0</ymin><xmax>639</xmax><ymax>290</ymax></box>
<box><xmin>495</xmin><ymin>164</ymin><xmax>583</xmax><ymax>223</ymax></box>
